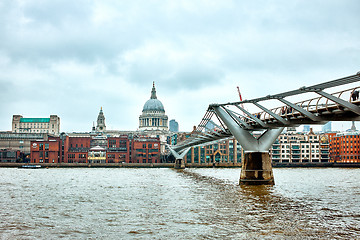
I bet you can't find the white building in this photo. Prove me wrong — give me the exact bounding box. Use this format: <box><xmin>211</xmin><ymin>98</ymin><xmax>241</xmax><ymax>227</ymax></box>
<box><xmin>270</xmin><ymin>129</ymin><xmax>329</xmax><ymax>163</ymax></box>
<box><xmin>12</xmin><ymin>115</ymin><xmax>60</xmax><ymax>135</ymax></box>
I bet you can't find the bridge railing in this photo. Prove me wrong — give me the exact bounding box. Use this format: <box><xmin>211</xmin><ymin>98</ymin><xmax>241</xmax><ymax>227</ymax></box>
<box><xmin>174</xmin><ymin>73</ymin><xmax>360</xmax><ymax>150</ymax></box>
<box><xmin>238</xmin><ymin>86</ymin><xmax>359</xmax><ymax>126</ymax></box>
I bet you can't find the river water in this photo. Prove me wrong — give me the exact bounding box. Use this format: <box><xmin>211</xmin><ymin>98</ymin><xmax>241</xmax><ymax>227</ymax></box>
<box><xmin>0</xmin><ymin>167</ymin><xmax>359</xmax><ymax>239</ymax></box>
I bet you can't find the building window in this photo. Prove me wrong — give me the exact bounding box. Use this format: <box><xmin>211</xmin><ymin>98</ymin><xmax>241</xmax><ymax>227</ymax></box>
<box><xmin>45</xmin><ymin>143</ymin><xmax>49</xmax><ymax>150</ymax></box>
<box><xmin>109</xmin><ymin>140</ymin><xmax>116</xmax><ymax>148</ymax></box>
<box><xmin>39</xmin><ymin>143</ymin><xmax>43</xmax><ymax>150</ymax></box>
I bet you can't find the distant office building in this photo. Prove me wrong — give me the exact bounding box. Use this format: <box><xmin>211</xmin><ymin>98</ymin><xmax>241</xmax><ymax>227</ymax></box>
<box><xmin>169</xmin><ymin>119</ymin><xmax>179</xmax><ymax>132</ymax></box>
<box><xmin>322</xmin><ymin>122</ymin><xmax>332</xmax><ymax>133</ymax></box>
<box><xmin>303</xmin><ymin>125</ymin><xmax>310</xmax><ymax>132</ymax></box>
<box><xmin>12</xmin><ymin>115</ymin><xmax>60</xmax><ymax>135</ymax></box>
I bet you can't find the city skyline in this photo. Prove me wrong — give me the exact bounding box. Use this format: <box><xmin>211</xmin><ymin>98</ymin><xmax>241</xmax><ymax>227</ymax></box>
<box><xmin>0</xmin><ymin>1</ymin><xmax>359</xmax><ymax>132</ymax></box>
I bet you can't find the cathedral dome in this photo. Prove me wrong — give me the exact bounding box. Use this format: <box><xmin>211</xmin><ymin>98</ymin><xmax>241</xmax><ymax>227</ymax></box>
<box><xmin>143</xmin><ymin>99</ymin><xmax>165</xmax><ymax>112</ymax></box>
<box><xmin>139</xmin><ymin>82</ymin><xmax>168</xmax><ymax>131</ymax></box>
<box><xmin>142</xmin><ymin>82</ymin><xmax>165</xmax><ymax>112</ymax></box>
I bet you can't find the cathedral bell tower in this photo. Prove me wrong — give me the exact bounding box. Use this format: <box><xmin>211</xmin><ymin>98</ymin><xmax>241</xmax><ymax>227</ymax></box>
<box><xmin>96</xmin><ymin>107</ymin><xmax>106</xmax><ymax>132</ymax></box>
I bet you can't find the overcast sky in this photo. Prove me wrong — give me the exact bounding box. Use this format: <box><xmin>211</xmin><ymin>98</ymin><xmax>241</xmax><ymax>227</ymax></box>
<box><xmin>1</xmin><ymin>0</ymin><xmax>359</xmax><ymax>133</ymax></box>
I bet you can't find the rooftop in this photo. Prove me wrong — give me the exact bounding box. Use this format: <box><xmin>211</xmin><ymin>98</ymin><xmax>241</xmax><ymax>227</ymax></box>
<box><xmin>20</xmin><ymin>118</ymin><xmax>50</xmax><ymax>123</ymax></box>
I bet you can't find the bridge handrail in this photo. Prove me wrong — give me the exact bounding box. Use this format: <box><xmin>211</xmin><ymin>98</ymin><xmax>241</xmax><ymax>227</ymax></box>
<box><xmin>174</xmin><ymin>72</ymin><xmax>360</xmax><ymax>150</ymax></box>
<box><xmin>242</xmin><ymin>86</ymin><xmax>359</xmax><ymax>124</ymax></box>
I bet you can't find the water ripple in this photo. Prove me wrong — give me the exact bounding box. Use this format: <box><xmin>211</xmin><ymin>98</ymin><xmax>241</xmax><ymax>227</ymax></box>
<box><xmin>0</xmin><ymin>168</ymin><xmax>359</xmax><ymax>239</ymax></box>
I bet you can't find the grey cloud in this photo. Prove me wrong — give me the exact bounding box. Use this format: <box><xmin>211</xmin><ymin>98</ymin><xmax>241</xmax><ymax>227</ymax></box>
<box><xmin>0</xmin><ymin>0</ymin><xmax>359</xmax><ymax>132</ymax></box>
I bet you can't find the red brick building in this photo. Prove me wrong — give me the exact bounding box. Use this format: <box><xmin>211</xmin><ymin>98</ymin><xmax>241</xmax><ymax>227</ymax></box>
<box><xmin>131</xmin><ymin>136</ymin><xmax>160</xmax><ymax>163</ymax></box>
<box><xmin>30</xmin><ymin>133</ymin><xmax>161</xmax><ymax>164</ymax></box>
<box><xmin>329</xmin><ymin>132</ymin><xmax>360</xmax><ymax>163</ymax></box>
<box><xmin>64</xmin><ymin>136</ymin><xmax>91</xmax><ymax>163</ymax></box>
<box><xmin>63</xmin><ymin>135</ymin><xmax>131</xmax><ymax>163</ymax></box>
<box><xmin>106</xmin><ymin>136</ymin><xmax>129</xmax><ymax>163</ymax></box>
<box><xmin>30</xmin><ymin>137</ymin><xmax>61</xmax><ymax>163</ymax></box>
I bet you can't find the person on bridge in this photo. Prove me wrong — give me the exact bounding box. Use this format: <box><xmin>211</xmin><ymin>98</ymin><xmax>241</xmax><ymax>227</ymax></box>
<box><xmin>351</xmin><ymin>90</ymin><xmax>359</xmax><ymax>101</ymax></box>
<box><xmin>287</xmin><ymin>107</ymin><xmax>293</xmax><ymax>114</ymax></box>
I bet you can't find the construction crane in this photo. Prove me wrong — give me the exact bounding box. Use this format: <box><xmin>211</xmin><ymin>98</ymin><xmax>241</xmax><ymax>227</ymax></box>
<box><xmin>237</xmin><ymin>86</ymin><xmax>243</xmax><ymax>101</ymax></box>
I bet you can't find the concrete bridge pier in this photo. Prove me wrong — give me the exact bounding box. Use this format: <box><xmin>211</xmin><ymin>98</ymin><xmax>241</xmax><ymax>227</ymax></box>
<box><xmin>167</xmin><ymin>145</ymin><xmax>190</xmax><ymax>169</ymax></box>
<box><xmin>213</xmin><ymin>106</ymin><xmax>284</xmax><ymax>185</ymax></box>
<box><xmin>240</xmin><ymin>152</ymin><xmax>274</xmax><ymax>185</ymax></box>
<box><xmin>174</xmin><ymin>158</ymin><xmax>186</xmax><ymax>169</ymax></box>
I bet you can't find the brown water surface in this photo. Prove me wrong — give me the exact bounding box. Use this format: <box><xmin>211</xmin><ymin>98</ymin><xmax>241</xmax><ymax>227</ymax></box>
<box><xmin>0</xmin><ymin>168</ymin><xmax>359</xmax><ymax>239</ymax></box>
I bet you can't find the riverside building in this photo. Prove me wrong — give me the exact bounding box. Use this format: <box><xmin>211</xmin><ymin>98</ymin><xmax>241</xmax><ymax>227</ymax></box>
<box><xmin>183</xmin><ymin>138</ymin><xmax>242</xmax><ymax>165</ymax></box>
<box><xmin>12</xmin><ymin>115</ymin><xmax>60</xmax><ymax>135</ymax></box>
<box><xmin>30</xmin><ymin>137</ymin><xmax>62</xmax><ymax>163</ymax></box>
<box><xmin>30</xmin><ymin>132</ymin><xmax>161</xmax><ymax>164</ymax></box>
<box><xmin>0</xmin><ymin>132</ymin><xmax>50</xmax><ymax>157</ymax></box>
<box><xmin>269</xmin><ymin>129</ymin><xmax>330</xmax><ymax>163</ymax></box>
<box><xmin>329</xmin><ymin>131</ymin><xmax>360</xmax><ymax>163</ymax></box>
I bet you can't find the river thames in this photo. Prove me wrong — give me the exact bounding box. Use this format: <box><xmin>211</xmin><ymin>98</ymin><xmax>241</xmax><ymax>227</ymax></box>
<box><xmin>0</xmin><ymin>168</ymin><xmax>359</xmax><ymax>239</ymax></box>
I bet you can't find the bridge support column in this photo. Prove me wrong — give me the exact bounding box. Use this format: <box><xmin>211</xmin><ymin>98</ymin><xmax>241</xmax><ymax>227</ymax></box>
<box><xmin>240</xmin><ymin>152</ymin><xmax>274</xmax><ymax>185</ymax></box>
<box><xmin>213</xmin><ymin>106</ymin><xmax>284</xmax><ymax>185</ymax></box>
<box><xmin>167</xmin><ymin>145</ymin><xmax>190</xmax><ymax>170</ymax></box>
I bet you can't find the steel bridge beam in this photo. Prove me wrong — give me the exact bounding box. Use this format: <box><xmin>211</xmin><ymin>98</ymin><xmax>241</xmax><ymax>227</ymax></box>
<box><xmin>278</xmin><ymin>98</ymin><xmax>322</xmax><ymax>121</ymax></box>
<box><xmin>253</xmin><ymin>102</ymin><xmax>290</xmax><ymax>125</ymax></box>
<box><xmin>234</xmin><ymin>105</ymin><xmax>268</xmax><ymax>128</ymax></box>
<box><xmin>213</xmin><ymin>106</ymin><xmax>283</xmax><ymax>153</ymax></box>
